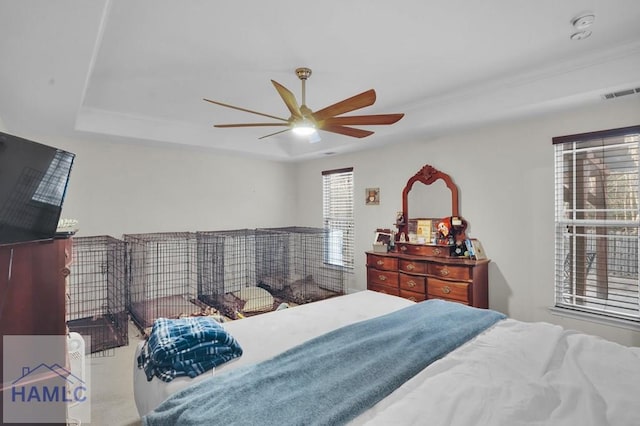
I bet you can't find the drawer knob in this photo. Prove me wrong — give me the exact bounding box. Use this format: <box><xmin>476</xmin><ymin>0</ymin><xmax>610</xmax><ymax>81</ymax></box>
<box><xmin>408</xmin><ymin>296</ymin><xmax>417</xmax><ymax>302</ymax></box>
<box><xmin>434</xmin><ymin>248</ymin><xmax>441</xmax><ymax>255</ymax></box>
<box><xmin>442</xmin><ymin>286</ymin><xmax>451</xmax><ymax>294</ymax></box>
<box><xmin>378</xmin><ymin>275</ymin><xmax>387</xmax><ymax>281</ymax></box>
<box><xmin>439</xmin><ymin>267</ymin><xmax>449</xmax><ymax>276</ymax></box>
<box><xmin>376</xmin><ymin>260</ymin><xmax>384</xmax><ymax>266</ymax></box>
<box><xmin>400</xmin><ymin>245</ymin><xmax>407</xmax><ymax>252</ymax></box>
<box><xmin>408</xmin><ymin>280</ymin><xmax>416</xmax><ymax>288</ymax></box>
<box><xmin>406</xmin><ymin>263</ymin><xmax>415</xmax><ymax>271</ymax></box>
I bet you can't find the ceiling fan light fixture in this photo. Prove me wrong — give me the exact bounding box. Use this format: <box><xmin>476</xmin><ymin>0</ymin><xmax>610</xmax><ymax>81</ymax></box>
<box><xmin>309</xmin><ymin>130</ymin><xmax>322</xmax><ymax>144</ymax></box>
<box><xmin>292</xmin><ymin>119</ymin><xmax>316</xmax><ymax>136</ymax></box>
<box><xmin>205</xmin><ymin>66</ymin><xmax>404</xmax><ymax>142</ymax></box>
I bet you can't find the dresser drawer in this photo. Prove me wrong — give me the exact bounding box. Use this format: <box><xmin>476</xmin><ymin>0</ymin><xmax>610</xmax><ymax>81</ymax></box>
<box><xmin>400</xmin><ymin>289</ymin><xmax>427</xmax><ymax>303</ymax></box>
<box><xmin>367</xmin><ymin>268</ymin><xmax>398</xmax><ymax>287</ymax></box>
<box><xmin>368</xmin><ymin>282</ymin><xmax>400</xmax><ymax>297</ymax></box>
<box><xmin>399</xmin><ymin>273</ymin><xmax>426</xmax><ymax>294</ymax></box>
<box><xmin>399</xmin><ymin>259</ymin><xmax>427</xmax><ymax>274</ymax></box>
<box><xmin>428</xmin><ymin>278</ymin><xmax>470</xmax><ymax>304</ymax></box>
<box><xmin>367</xmin><ymin>254</ymin><xmax>398</xmax><ymax>271</ymax></box>
<box><xmin>396</xmin><ymin>243</ymin><xmax>449</xmax><ymax>257</ymax></box>
<box><xmin>428</xmin><ymin>263</ymin><xmax>471</xmax><ymax>281</ymax></box>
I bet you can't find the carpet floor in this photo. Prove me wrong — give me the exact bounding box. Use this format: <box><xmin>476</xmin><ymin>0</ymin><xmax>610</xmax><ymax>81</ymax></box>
<box><xmin>70</xmin><ymin>322</ymin><xmax>145</xmax><ymax>426</ymax></box>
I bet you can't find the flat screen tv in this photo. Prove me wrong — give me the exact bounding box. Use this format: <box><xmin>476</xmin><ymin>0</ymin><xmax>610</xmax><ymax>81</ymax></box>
<box><xmin>0</xmin><ymin>132</ymin><xmax>75</xmax><ymax>245</ymax></box>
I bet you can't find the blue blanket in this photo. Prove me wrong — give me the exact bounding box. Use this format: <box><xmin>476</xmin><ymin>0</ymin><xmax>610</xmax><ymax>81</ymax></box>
<box><xmin>138</xmin><ymin>316</ymin><xmax>243</xmax><ymax>382</ymax></box>
<box><xmin>143</xmin><ymin>299</ymin><xmax>505</xmax><ymax>425</ymax></box>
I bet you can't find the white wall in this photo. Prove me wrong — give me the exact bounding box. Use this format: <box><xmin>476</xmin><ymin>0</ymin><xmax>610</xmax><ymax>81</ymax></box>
<box><xmin>50</xmin><ymin>137</ymin><xmax>297</xmax><ymax>237</ymax></box>
<box><xmin>23</xmin><ymin>96</ymin><xmax>640</xmax><ymax>346</ymax></box>
<box><xmin>295</xmin><ymin>95</ymin><xmax>640</xmax><ymax>347</ymax></box>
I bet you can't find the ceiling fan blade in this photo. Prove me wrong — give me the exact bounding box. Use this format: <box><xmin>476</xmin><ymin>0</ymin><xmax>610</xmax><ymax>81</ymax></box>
<box><xmin>323</xmin><ymin>113</ymin><xmax>404</xmax><ymax>126</ymax></box>
<box><xmin>203</xmin><ymin>98</ymin><xmax>288</xmax><ymax>122</ymax></box>
<box><xmin>312</xmin><ymin>89</ymin><xmax>377</xmax><ymax>121</ymax></box>
<box><xmin>320</xmin><ymin>125</ymin><xmax>374</xmax><ymax>138</ymax></box>
<box><xmin>259</xmin><ymin>128</ymin><xmax>292</xmax><ymax>140</ymax></box>
<box><xmin>271</xmin><ymin>80</ymin><xmax>302</xmax><ymax>119</ymax></box>
<box><xmin>214</xmin><ymin>123</ymin><xmax>289</xmax><ymax>128</ymax></box>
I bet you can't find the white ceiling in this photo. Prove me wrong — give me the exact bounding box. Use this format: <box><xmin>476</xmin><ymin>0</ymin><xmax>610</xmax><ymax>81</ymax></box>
<box><xmin>1</xmin><ymin>0</ymin><xmax>639</xmax><ymax>161</ymax></box>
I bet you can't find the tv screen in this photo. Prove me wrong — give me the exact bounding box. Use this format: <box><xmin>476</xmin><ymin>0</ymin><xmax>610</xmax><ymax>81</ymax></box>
<box><xmin>0</xmin><ymin>132</ymin><xmax>75</xmax><ymax>245</ymax></box>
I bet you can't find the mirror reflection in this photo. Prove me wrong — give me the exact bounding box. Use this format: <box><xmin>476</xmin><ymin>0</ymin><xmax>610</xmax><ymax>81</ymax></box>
<box><xmin>407</xmin><ymin>179</ymin><xmax>453</xmax><ymax>220</ymax></box>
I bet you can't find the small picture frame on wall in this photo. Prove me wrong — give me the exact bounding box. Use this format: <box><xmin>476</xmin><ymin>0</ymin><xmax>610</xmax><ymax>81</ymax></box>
<box><xmin>365</xmin><ymin>188</ymin><xmax>380</xmax><ymax>205</ymax></box>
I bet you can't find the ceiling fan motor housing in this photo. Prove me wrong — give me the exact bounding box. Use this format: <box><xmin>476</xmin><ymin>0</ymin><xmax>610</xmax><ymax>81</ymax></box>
<box><xmin>295</xmin><ymin>67</ymin><xmax>312</xmax><ymax>80</ymax></box>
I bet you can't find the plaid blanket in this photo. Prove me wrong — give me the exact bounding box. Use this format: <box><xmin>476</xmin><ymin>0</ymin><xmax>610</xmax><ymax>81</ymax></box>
<box><xmin>137</xmin><ymin>316</ymin><xmax>243</xmax><ymax>382</ymax></box>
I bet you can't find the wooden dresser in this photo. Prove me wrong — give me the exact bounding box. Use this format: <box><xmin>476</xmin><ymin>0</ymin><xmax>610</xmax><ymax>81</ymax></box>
<box><xmin>0</xmin><ymin>237</ymin><xmax>72</xmax><ymax>425</ymax></box>
<box><xmin>367</xmin><ymin>164</ymin><xmax>490</xmax><ymax>308</ymax></box>
<box><xmin>366</xmin><ymin>250</ymin><xmax>489</xmax><ymax>308</ymax></box>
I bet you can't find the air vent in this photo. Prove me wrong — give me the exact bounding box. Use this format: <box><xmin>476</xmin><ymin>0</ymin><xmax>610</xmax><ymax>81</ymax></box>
<box><xmin>602</xmin><ymin>88</ymin><xmax>640</xmax><ymax>100</ymax></box>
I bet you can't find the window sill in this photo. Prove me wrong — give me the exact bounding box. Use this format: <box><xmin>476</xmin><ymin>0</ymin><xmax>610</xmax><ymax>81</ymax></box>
<box><xmin>548</xmin><ymin>306</ymin><xmax>640</xmax><ymax>332</ymax></box>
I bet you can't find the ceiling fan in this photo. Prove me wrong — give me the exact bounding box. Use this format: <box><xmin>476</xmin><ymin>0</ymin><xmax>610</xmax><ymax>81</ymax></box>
<box><xmin>203</xmin><ymin>67</ymin><xmax>404</xmax><ymax>141</ymax></box>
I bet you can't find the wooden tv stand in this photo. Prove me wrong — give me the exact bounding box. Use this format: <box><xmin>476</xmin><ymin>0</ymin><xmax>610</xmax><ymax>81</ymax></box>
<box><xmin>0</xmin><ymin>237</ymin><xmax>72</xmax><ymax>424</ymax></box>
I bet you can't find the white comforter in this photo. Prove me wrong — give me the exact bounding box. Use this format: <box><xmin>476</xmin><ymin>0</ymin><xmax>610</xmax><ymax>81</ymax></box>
<box><xmin>354</xmin><ymin>318</ymin><xmax>640</xmax><ymax>426</ymax></box>
<box><xmin>135</xmin><ymin>291</ymin><xmax>640</xmax><ymax>425</ymax></box>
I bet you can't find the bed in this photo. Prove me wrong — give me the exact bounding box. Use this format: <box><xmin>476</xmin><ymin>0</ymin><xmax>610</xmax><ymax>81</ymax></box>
<box><xmin>134</xmin><ymin>290</ymin><xmax>640</xmax><ymax>425</ymax></box>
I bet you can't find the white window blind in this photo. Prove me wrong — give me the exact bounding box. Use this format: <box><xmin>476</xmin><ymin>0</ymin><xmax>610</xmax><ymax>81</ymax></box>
<box><xmin>322</xmin><ymin>167</ymin><xmax>354</xmax><ymax>269</ymax></box>
<box><xmin>554</xmin><ymin>125</ymin><xmax>640</xmax><ymax>323</ymax></box>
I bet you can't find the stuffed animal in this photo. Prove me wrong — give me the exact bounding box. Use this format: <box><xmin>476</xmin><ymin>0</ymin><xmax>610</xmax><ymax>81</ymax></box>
<box><xmin>436</xmin><ymin>217</ymin><xmax>453</xmax><ymax>245</ymax></box>
<box><xmin>437</xmin><ymin>216</ymin><xmax>468</xmax><ymax>250</ymax></box>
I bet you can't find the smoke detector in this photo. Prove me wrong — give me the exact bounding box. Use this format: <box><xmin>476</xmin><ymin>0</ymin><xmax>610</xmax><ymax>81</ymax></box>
<box><xmin>570</xmin><ymin>13</ymin><xmax>595</xmax><ymax>40</ymax></box>
<box><xmin>572</xmin><ymin>14</ymin><xmax>595</xmax><ymax>30</ymax></box>
<box><xmin>570</xmin><ymin>30</ymin><xmax>592</xmax><ymax>41</ymax></box>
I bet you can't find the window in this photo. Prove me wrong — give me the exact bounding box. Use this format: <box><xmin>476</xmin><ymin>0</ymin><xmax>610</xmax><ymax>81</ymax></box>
<box><xmin>554</xmin><ymin>125</ymin><xmax>640</xmax><ymax>325</ymax></box>
<box><xmin>322</xmin><ymin>167</ymin><xmax>354</xmax><ymax>269</ymax></box>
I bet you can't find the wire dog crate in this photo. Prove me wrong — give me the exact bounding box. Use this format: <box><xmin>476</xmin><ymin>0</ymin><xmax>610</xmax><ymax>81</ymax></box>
<box><xmin>197</xmin><ymin>229</ymin><xmax>265</xmax><ymax>319</ymax></box>
<box><xmin>66</xmin><ymin>236</ymin><xmax>128</xmax><ymax>355</ymax></box>
<box><xmin>197</xmin><ymin>227</ymin><xmax>345</xmax><ymax>319</ymax></box>
<box><xmin>125</xmin><ymin>232</ymin><xmax>205</xmax><ymax>331</ymax></box>
<box><xmin>256</xmin><ymin>227</ymin><xmax>345</xmax><ymax>304</ymax></box>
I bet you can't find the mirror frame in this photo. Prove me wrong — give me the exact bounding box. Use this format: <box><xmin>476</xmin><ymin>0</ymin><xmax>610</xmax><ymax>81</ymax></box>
<box><xmin>400</xmin><ymin>164</ymin><xmax>459</xmax><ymax>236</ymax></box>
